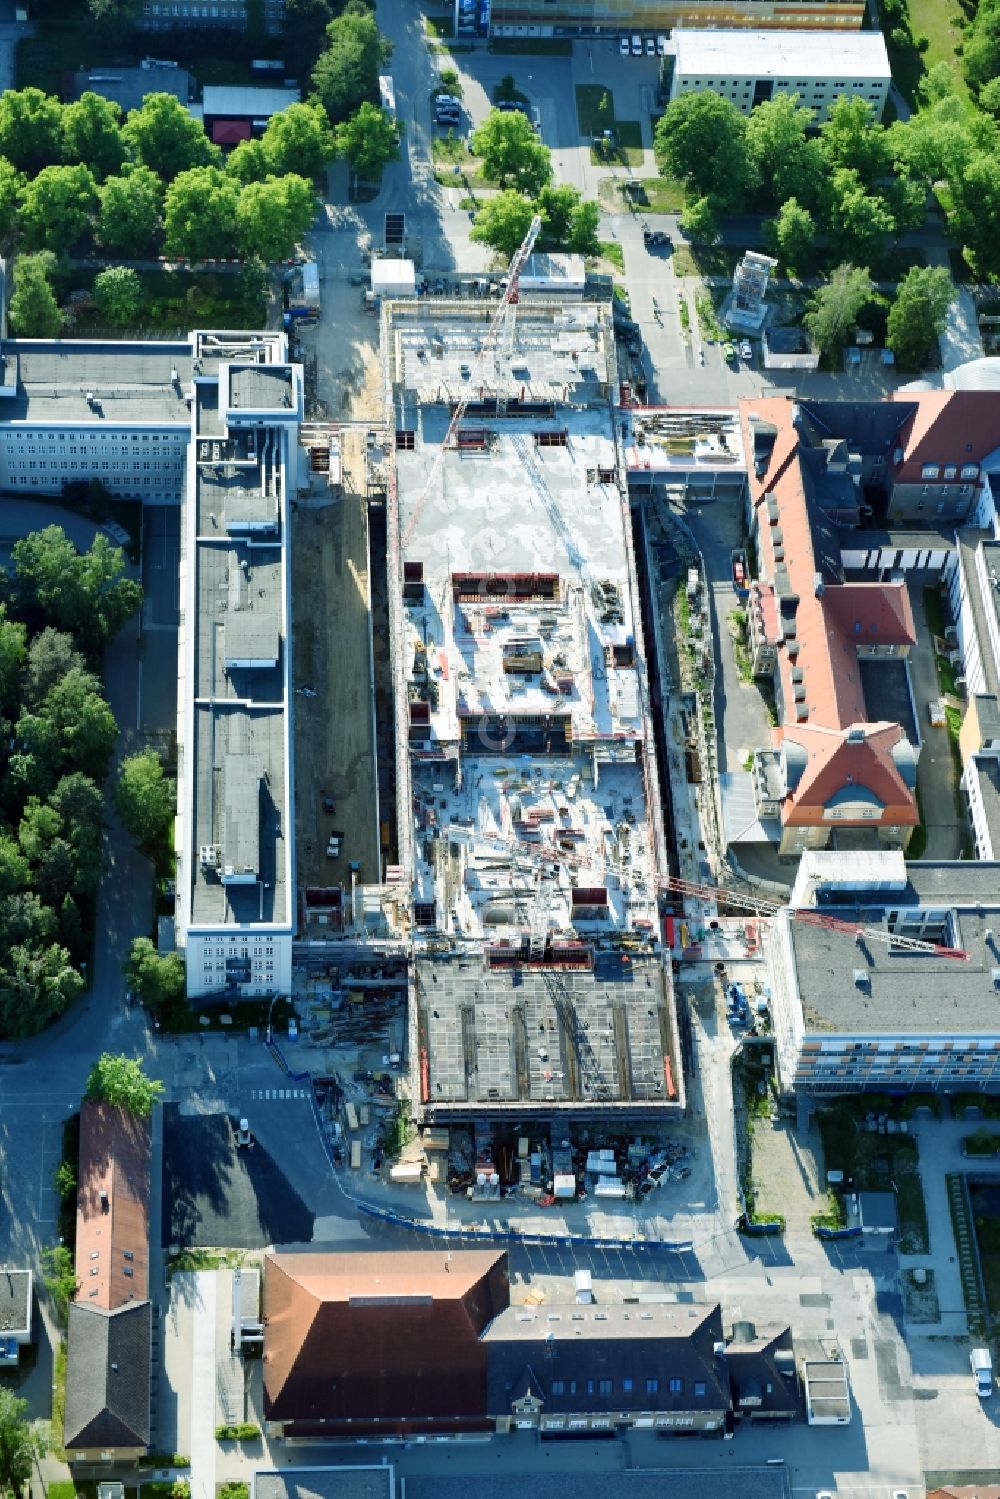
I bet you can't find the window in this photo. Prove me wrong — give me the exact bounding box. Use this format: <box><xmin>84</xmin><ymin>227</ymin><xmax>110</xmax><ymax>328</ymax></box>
<box><xmin>645</xmin><ymin>1378</ymin><xmax>659</xmax><ymax>1394</ymax></box>
<box><xmin>693</xmin><ymin>1382</ymin><xmax>706</xmax><ymax>1397</ymax></box>
<box><xmin>586</xmin><ymin>1380</ymin><xmax>594</xmax><ymax>1395</ymax></box>
<box><xmin>921</xmin><ymin>464</ymin><xmax>940</xmax><ymax>479</ymax></box>
<box><xmin>961</xmin><ymin>463</ymin><xmax>979</xmax><ymax>479</ymax></box>
<box><xmin>622</xmin><ymin>1378</ymin><xmax>633</xmax><ymax>1393</ymax></box>
<box><xmin>552</xmin><ymin>1380</ymin><xmax>565</xmax><ymax>1395</ymax></box>
<box><xmin>598</xmin><ymin>1379</ymin><xmax>613</xmax><ymax>1396</ymax></box>
<box><xmin>668</xmin><ymin>1377</ymin><xmax>683</xmax><ymax>1394</ymax></box>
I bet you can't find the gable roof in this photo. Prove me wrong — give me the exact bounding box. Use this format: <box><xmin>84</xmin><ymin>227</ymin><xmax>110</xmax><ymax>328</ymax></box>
<box><xmin>75</xmin><ymin>1100</ymin><xmax>150</xmax><ymax>1311</ymax></box>
<box><xmin>64</xmin><ymin>1301</ymin><xmax>151</xmax><ymax>1450</ymax></box>
<box><xmin>892</xmin><ymin>389</ymin><xmax>1000</xmax><ymax>472</ymax></box>
<box><xmin>263</xmin><ymin>1250</ymin><xmax>510</xmax><ymax>1423</ymax></box>
<box><xmin>778</xmin><ymin>721</ymin><xmax>917</xmax><ymax>821</ymax></box>
<box><xmin>484</xmin><ymin>1303</ymin><xmax>730</xmax><ymax>1416</ymax></box>
<box><xmin>726</xmin><ymin>1326</ymin><xmax>798</xmax><ymax>1418</ymax></box>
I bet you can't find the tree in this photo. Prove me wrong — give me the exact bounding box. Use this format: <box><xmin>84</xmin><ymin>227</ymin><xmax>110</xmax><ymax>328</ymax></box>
<box><xmin>312</xmin><ymin>4</ymin><xmax>392</xmax><ymax>123</ymax></box>
<box><xmin>164</xmin><ymin>166</ymin><xmax>240</xmax><ymax>260</ymax></box>
<box><xmin>0</xmin><ymin>942</ymin><xmax>84</xmax><ymax>1037</ymax></box>
<box><xmin>764</xmin><ymin>197</ymin><xmax>816</xmax><ymax>276</ymax></box>
<box><xmin>24</xmin><ymin>629</ymin><xmax>86</xmax><ymax>707</ymax></box>
<box><xmin>51</xmin><ymin>772</ymin><xmax>104</xmax><ymax>872</ymax></box>
<box><xmin>978</xmin><ymin>77</ymin><xmax>1000</xmax><ymax>118</ymax></box>
<box><xmin>262</xmin><ymin>102</ymin><xmax>335</xmax><ymax>178</ymax></box>
<box><xmin>823</xmin><ymin>168</ymin><xmax>896</xmax><ymax>266</ymax></box>
<box><xmin>818</xmin><ymin>95</ymin><xmax>890</xmax><ymax>185</ymax></box>
<box><xmin>0</xmin><ymin>837</ymin><xmax>28</xmax><ymax>900</ymax></box>
<box><xmin>0</xmin><ymin>157</ymin><xmax>22</xmax><ymax>241</ymax></box>
<box><xmin>123</xmin><ymin>92</ymin><xmax>219</xmax><ymax>178</ymax></box>
<box><xmin>437</xmin><ymin>68</ymin><xmax>463</xmax><ymax>100</ymax></box>
<box><xmin>654</xmin><ymin>91</ymin><xmax>752</xmax><ymax>209</ymax></box>
<box><xmin>469</xmin><ymin>189</ymin><xmax>535</xmax><ymax>258</ymax></box>
<box><xmin>0</xmin><ymin>1387</ymin><xmax>44</xmax><ymax>1492</ymax></box>
<box><xmin>86</xmin><ymin>1051</ymin><xmax>164</xmax><ymax>1116</ymax></box>
<box><xmin>18</xmin><ymin>164</ymin><xmax>98</xmax><ymax>253</ymax></box>
<box><xmin>679</xmin><ymin>194</ymin><xmax>721</xmax><ymax>244</ymax></box>
<box><xmin>567</xmin><ymin>198</ymin><xmax>600</xmax><ymax>256</ymax></box>
<box><xmin>227</xmin><ymin>138</ymin><xmax>272</xmax><ymax>185</ymax></box>
<box><xmin>62</xmin><ymin>92</ymin><xmax>126</xmax><ymax>180</ymax></box>
<box><xmin>0</xmin><ymin>88</ymin><xmax>62</xmax><ymax>174</ymax></box>
<box><xmin>115</xmin><ymin>750</ymin><xmax>175</xmax><ymax>850</ymax></box>
<box><xmin>88</xmin><ymin>0</ymin><xmax>143</xmax><ymax>29</ymax></box>
<box><xmin>93</xmin><ymin>265</ymin><xmax>142</xmax><ymax>326</ymax></box>
<box><xmin>963</xmin><ymin>0</ymin><xmax>1000</xmax><ymax>91</ymax></box>
<box><xmin>125</xmin><ymin>936</ymin><xmax>186</xmax><ymax>1015</ymax></box>
<box><xmin>12</xmin><ymin>527</ymin><xmax>142</xmax><ymax>647</ymax></box>
<box><xmin>535</xmin><ymin>183</ymin><xmax>581</xmax><ymax>248</ymax></box>
<box><xmin>470</xmin><ymin>109</ymin><xmax>551</xmax><ymax>193</ymax></box>
<box><xmin>803</xmin><ymin>263</ymin><xmax>879</xmax><ymax>358</ymax></box>
<box><xmin>334</xmin><ymin>102</ymin><xmax>400</xmax><ymax>181</ymax></box>
<box><xmin>943</xmin><ymin>150</ymin><xmax>1000</xmax><ymax>277</ymax></box>
<box><xmin>235</xmin><ymin>174</ymin><xmax>316</xmax><ymax>262</ymax></box>
<box><xmin>284</xmin><ymin>0</ymin><xmax>333</xmax><ymax>78</ymax></box>
<box><xmin>97</xmin><ymin>164</ymin><xmax>164</xmax><ymax>256</ymax></box>
<box><xmin>8</xmin><ymin>253</ymin><xmax>62</xmax><ymax>339</ymax></box>
<box><xmin>0</xmin><ymin>605</ymin><xmax>26</xmax><ymax>714</ymax></box>
<box><xmin>886</xmin><ymin>265</ymin><xmax>954</xmax><ymax>369</ymax></box>
<box><xmin>26</xmin><ymin>666</ymin><xmax>118</xmax><ymax>783</ymax></box>
<box><xmin>40</xmin><ymin>1244</ymin><xmax>77</xmax><ymax>1324</ymax></box>
<box><xmin>745</xmin><ymin>92</ymin><xmax>820</xmax><ymax>207</ymax></box>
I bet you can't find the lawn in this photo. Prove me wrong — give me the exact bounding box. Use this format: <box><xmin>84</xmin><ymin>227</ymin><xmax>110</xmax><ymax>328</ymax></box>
<box><xmin>637</xmin><ymin>176</ymin><xmax>686</xmax><ymax>212</ymax></box>
<box><xmin>907</xmin><ymin>0</ymin><xmax>967</xmax><ymax>91</ymax></box>
<box><xmin>818</xmin><ymin>1102</ymin><xmax>929</xmax><ymax>1252</ymax></box>
<box><xmin>576</xmin><ymin>83</ymin><xmax>616</xmax><ymax>136</ymax></box>
<box><xmin>432</xmin><ymin>135</ymin><xmax>491</xmax><ymax>188</ymax></box>
<box><xmin>590</xmin><ymin>140</ymin><xmax>644</xmax><ymax>168</ymax></box>
<box><xmin>55</xmin><ymin>266</ymin><xmax>267</xmax><ymax>337</ymax></box>
<box><xmin>596</xmin><ymin>240</ymin><xmax>625</xmax><ymax>272</ymax></box>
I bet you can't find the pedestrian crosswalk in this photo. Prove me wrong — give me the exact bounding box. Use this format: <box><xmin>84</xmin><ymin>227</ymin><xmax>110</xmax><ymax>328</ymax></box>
<box><xmin>249</xmin><ymin>1088</ymin><xmax>309</xmax><ymax>1101</ymax></box>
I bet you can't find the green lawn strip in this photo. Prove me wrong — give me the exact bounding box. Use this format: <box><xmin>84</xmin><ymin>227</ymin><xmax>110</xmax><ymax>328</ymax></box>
<box><xmin>596</xmin><ymin>240</ymin><xmax>625</xmax><ymax>272</ymax></box>
<box><xmin>590</xmin><ymin>143</ymin><xmax>644</xmax><ymax>167</ymax></box>
<box><xmin>575</xmin><ymin>83</ymin><xmax>616</xmax><ymax>135</ymax></box>
<box><xmin>906</xmin><ymin>0</ymin><xmax>967</xmax><ymax>89</ymax></box>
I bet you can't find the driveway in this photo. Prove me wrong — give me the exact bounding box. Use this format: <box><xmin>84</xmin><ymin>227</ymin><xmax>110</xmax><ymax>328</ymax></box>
<box><xmin>907</xmin><ymin>576</ymin><xmax>965</xmax><ymax>859</ymax></box>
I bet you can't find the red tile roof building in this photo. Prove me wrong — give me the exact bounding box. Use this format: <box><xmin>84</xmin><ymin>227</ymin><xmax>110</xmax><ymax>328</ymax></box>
<box><xmin>741</xmin><ymin>397</ymin><xmax>919</xmax><ymax>854</ymax></box>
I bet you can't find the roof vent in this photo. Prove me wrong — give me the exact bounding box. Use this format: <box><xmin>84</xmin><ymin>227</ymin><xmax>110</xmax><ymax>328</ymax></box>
<box><xmin>992</xmin><ymin>968</ymin><xmax>1000</xmax><ymax>989</ymax></box>
<box><xmin>854</xmin><ymin>969</ymin><xmax>870</xmax><ymax>990</ymax></box>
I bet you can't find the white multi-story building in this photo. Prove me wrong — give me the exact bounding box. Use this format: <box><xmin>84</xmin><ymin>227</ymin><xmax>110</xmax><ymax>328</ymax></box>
<box><xmin>0</xmin><ymin>340</ymin><xmax>192</xmax><ymax>502</ymax></box>
<box><xmin>667</xmin><ymin>28</ymin><xmax>891</xmax><ymax>121</ymax></box>
<box><xmin>0</xmin><ymin>328</ymin><xmax>302</xmax><ymax>1003</ymax></box>
<box><xmin>175</xmin><ymin>332</ymin><xmax>302</xmax><ymax>1001</ymax></box>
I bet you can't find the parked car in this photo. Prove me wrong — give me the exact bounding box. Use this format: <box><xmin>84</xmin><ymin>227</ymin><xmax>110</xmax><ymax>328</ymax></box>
<box><xmin>656</xmin><ymin>35</ymin><xmax>668</xmax><ymax>55</ymax></box>
<box><xmin>619</xmin><ymin>36</ymin><xmax>630</xmax><ymax>55</ymax></box>
<box><xmin>645</xmin><ymin>36</ymin><xmax>656</xmax><ymax>54</ymax></box>
<box><xmin>723</xmin><ymin>341</ymin><xmax>737</xmax><ymax>363</ymax></box>
<box><xmin>631</xmin><ymin>34</ymin><xmax>643</xmax><ymax>54</ymax></box>
<box><xmin>739</xmin><ymin>339</ymin><xmax>753</xmax><ymax>361</ymax></box>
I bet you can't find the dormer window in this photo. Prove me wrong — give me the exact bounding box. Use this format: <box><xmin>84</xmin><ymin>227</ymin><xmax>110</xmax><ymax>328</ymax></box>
<box><xmin>921</xmin><ymin>464</ymin><xmax>939</xmax><ymax>480</ymax></box>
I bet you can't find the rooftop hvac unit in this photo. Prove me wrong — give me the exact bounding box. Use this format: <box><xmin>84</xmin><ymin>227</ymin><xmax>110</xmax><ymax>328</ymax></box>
<box><xmin>992</xmin><ymin>969</ymin><xmax>1000</xmax><ymax>989</ymax></box>
<box><xmin>199</xmin><ymin>844</ymin><xmax>221</xmax><ymax>870</ymax></box>
<box><xmin>853</xmin><ymin>969</ymin><xmax>870</xmax><ymax>990</ymax></box>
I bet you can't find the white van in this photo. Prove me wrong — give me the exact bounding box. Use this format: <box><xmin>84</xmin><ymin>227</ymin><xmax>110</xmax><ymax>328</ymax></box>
<box><xmin>971</xmin><ymin>1346</ymin><xmax>993</xmax><ymax>1398</ymax></box>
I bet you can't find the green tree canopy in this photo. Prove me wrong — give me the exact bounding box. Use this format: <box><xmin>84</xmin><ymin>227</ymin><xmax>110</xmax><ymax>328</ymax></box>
<box><xmin>312</xmin><ymin>3</ymin><xmax>392</xmax><ymax>123</ymax></box>
<box><xmin>470</xmin><ymin>109</ymin><xmax>552</xmax><ymax>194</ymax></box>
<box><xmin>803</xmin><ymin>262</ymin><xmax>879</xmax><ymax>358</ymax></box>
<box><xmin>18</xmin><ymin>164</ymin><xmax>98</xmax><ymax>252</ymax></box>
<box><xmin>227</xmin><ymin>138</ymin><xmax>272</xmax><ymax>185</ymax></box>
<box><xmin>764</xmin><ymin>197</ymin><xmax>817</xmax><ymax>276</ymax></box>
<box><xmin>0</xmin><ymin>604</ymin><xmax>27</xmax><ymax>714</ymax></box>
<box><xmin>654</xmin><ymin>91</ymin><xmax>752</xmax><ymax>209</ymax></box>
<box><xmin>85</xmin><ymin>1051</ymin><xmax>164</xmax><ymax>1117</ymax></box>
<box><xmin>470</xmin><ymin>189</ymin><xmax>535</xmax><ymax>259</ymax></box>
<box><xmin>17</xmin><ymin>666</ymin><xmax>118</xmax><ymax>786</ymax></box>
<box><xmin>62</xmin><ymin>92</ymin><xmax>126</xmax><ymax>180</ymax></box>
<box><xmin>236</xmin><ymin>173</ymin><xmax>317</xmax><ymax>261</ymax></box>
<box><xmin>334</xmin><ymin>102</ymin><xmax>400</xmax><ymax>181</ymax></box>
<box><xmin>97</xmin><ymin>164</ymin><xmax>164</xmax><ymax>255</ymax></box>
<box><xmin>963</xmin><ymin>0</ymin><xmax>1000</xmax><ymax>91</ymax></box>
<box><xmin>0</xmin><ymin>941</ymin><xmax>84</xmax><ymax>1037</ymax></box>
<box><xmin>262</xmin><ymin>101</ymin><xmax>335</xmax><ymax>177</ymax></box>
<box><xmin>123</xmin><ymin>92</ymin><xmax>219</xmax><ymax>178</ymax></box>
<box><xmin>0</xmin><ymin>157</ymin><xmax>22</xmax><ymax>240</ymax></box>
<box><xmin>8</xmin><ymin>253</ymin><xmax>63</xmax><ymax>339</ymax></box>
<box><xmin>93</xmin><ymin>265</ymin><xmax>143</xmax><ymax>326</ymax></box>
<box><xmin>125</xmin><ymin>936</ymin><xmax>186</xmax><ymax>1015</ymax></box>
<box><xmin>944</xmin><ymin>149</ymin><xmax>1000</xmax><ymax>278</ymax></box>
<box><xmin>566</xmin><ymin>198</ymin><xmax>600</xmax><ymax>256</ymax></box>
<box><xmin>23</xmin><ymin>628</ymin><xmax>86</xmax><ymax>707</ymax></box>
<box><xmin>886</xmin><ymin>265</ymin><xmax>954</xmax><ymax>369</ymax></box>
<box><xmin>164</xmin><ymin>166</ymin><xmax>240</xmax><ymax>260</ymax></box>
<box><xmin>745</xmin><ymin>92</ymin><xmax>820</xmax><ymax>207</ymax></box>
<box><xmin>535</xmin><ymin>183</ymin><xmax>582</xmax><ymax>249</ymax></box>
<box><xmin>0</xmin><ymin>88</ymin><xmax>62</xmax><ymax>174</ymax></box>
<box><xmin>678</xmin><ymin>193</ymin><xmax>722</xmax><ymax>245</ymax></box>
<box><xmin>818</xmin><ymin>95</ymin><xmax>891</xmax><ymax>185</ymax></box>
<box><xmin>115</xmin><ymin>749</ymin><xmax>175</xmax><ymax>850</ymax></box>
<box><xmin>823</xmin><ymin>168</ymin><xmax>896</xmax><ymax>267</ymax></box>
<box><xmin>12</xmin><ymin>526</ymin><xmax>142</xmax><ymax>648</ymax></box>
<box><xmin>0</xmin><ymin>1386</ymin><xmax>45</xmax><ymax>1495</ymax></box>
<box><xmin>88</xmin><ymin>0</ymin><xmax>143</xmax><ymax>30</ymax></box>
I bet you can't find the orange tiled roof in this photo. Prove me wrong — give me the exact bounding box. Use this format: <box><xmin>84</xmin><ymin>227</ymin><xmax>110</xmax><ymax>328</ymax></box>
<box><xmin>74</xmin><ymin>1100</ymin><xmax>150</xmax><ymax>1311</ymax></box>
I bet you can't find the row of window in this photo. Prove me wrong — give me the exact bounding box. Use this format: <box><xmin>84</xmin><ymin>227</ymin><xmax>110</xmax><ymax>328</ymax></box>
<box><xmin>7</xmin><ymin>475</ymin><xmax>176</xmax><ymax>491</ymax></box>
<box><xmin>14</xmin><ymin>431</ymin><xmax>185</xmax><ymax>446</ymax></box>
<box><xmin>11</xmin><ymin>460</ymin><xmax>182</xmax><ymax>473</ymax></box>
<box><xmin>143</xmin><ymin>2</ymin><xmax>284</xmax><ymax>15</ymax></box>
<box><xmin>921</xmin><ymin>463</ymin><xmax>980</xmax><ymax>480</ymax></box>
<box><xmin>549</xmin><ymin>1377</ymin><xmax>705</xmax><ymax>1397</ymax></box>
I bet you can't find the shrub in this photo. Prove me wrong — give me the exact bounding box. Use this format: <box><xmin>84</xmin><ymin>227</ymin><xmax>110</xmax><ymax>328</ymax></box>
<box><xmin>215</xmin><ymin>1423</ymin><xmax>261</xmax><ymax>1441</ymax></box>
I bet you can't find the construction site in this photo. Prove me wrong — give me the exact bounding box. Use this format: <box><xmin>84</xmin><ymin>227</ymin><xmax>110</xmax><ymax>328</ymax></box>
<box><xmin>380</xmin><ymin>224</ymin><xmax>682</xmax><ymax>1126</ymax></box>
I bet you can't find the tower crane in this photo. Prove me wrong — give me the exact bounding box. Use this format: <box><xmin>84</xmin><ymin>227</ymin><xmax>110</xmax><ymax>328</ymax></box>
<box><xmin>400</xmin><ymin>213</ymin><xmax>541</xmax><ymax>552</ymax></box>
<box><xmin>658</xmin><ymin>873</ymin><xmax>969</xmax><ymax>960</ymax></box>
